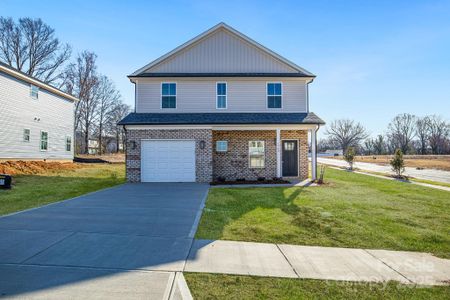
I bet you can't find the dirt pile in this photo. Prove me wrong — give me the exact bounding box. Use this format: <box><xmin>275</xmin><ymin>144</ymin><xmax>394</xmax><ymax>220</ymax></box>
<box><xmin>0</xmin><ymin>161</ymin><xmax>79</xmax><ymax>175</ymax></box>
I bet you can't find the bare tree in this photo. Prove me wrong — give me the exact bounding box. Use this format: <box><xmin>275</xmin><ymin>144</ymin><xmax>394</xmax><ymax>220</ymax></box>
<box><xmin>62</xmin><ymin>51</ymin><xmax>99</xmax><ymax>154</ymax></box>
<box><xmin>325</xmin><ymin>119</ymin><xmax>369</xmax><ymax>153</ymax></box>
<box><xmin>107</xmin><ymin>103</ymin><xmax>131</xmax><ymax>152</ymax></box>
<box><xmin>373</xmin><ymin>135</ymin><xmax>387</xmax><ymax>155</ymax></box>
<box><xmin>0</xmin><ymin>17</ymin><xmax>71</xmax><ymax>84</ymax></box>
<box><xmin>415</xmin><ymin>116</ymin><xmax>430</xmax><ymax>155</ymax></box>
<box><xmin>387</xmin><ymin>113</ymin><xmax>417</xmax><ymax>154</ymax></box>
<box><xmin>96</xmin><ymin>76</ymin><xmax>121</xmax><ymax>154</ymax></box>
<box><xmin>428</xmin><ymin>115</ymin><xmax>449</xmax><ymax>154</ymax></box>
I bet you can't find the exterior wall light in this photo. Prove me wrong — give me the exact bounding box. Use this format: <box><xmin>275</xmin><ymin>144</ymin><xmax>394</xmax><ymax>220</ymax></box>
<box><xmin>128</xmin><ymin>140</ymin><xmax>137</xmax><ymax>150</ymax></box>
<box><xmin>199</xmin><ymin>140</ymin><xmax>206</xmax><ymax>149</ymax></box>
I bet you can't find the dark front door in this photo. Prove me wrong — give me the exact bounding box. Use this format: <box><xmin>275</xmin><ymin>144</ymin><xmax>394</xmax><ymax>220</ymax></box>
<box><xmin>282</xmin><ymin>140</ymin><xmax>298</xmax><ymax>177</ymax></box>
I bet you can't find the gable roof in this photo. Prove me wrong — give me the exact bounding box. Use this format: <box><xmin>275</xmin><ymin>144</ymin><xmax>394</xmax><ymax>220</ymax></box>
<box><xmin>130</xmin><ymin>22</ymin><xmax>315</xmax><ymax>78</ymax></box>
<box><xmin>0</xmin><ymin>61</ymin><xmax>78</xmax><ymax>102</ymax></box>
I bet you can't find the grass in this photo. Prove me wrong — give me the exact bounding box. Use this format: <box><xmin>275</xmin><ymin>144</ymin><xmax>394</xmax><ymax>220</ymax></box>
<box><xmin>329</xmin><ymin>155</ymin><xmax>450</xmax><ymax>171</ymax></box>
<box><xmin>196</xmin><ymin>167</ymin><xmax>450</xmax><ymax>258</ymax></box>
<box><xmin>185</xmin><ymin>273</ymin><xmax>450</xmax><ymax>300</ymax></box>
<box><xmin>0</xmin><ymin>163</ymin><xmax>125</xmax><ymax>216</ymax></box>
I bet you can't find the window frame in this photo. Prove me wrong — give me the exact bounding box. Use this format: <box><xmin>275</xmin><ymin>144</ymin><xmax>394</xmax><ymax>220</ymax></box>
<box><xmin>66</xmin><ymin>136</ymin><xmax>72</xmax><ymax>152</ymax></box>
<box><xmin>30</xmin><ymin>84</ymin><xmax>39</xmax><ymax>99</ymax></box>
<box><xmin>216</xmin><ymin>82</ymin><xmax>227</xmax><ymax>109</ymax></box>
<box><xmin>23</xmin><ymin>129</ymin><xmax>30</xmax><ymax>142</ymax></box>
<box><xmin>161</xmin><ymin>82</ymin><xmax>177</xmax><ymax>109</ymax></box>
<box><xmin>40</xmin><ymin>131</ymin><xmax>48</xmax><ymax>151</ymax></box>
<box><xmin>266</xmin><ymin>82</ymin><xmax>283</xmax><ymax>109</ymax></box>
<box><xmin>248</xmin><ymin>140</ymin><xmax>265</xmax><ymax>169</ymax></box>
<box><xmin>216</xmin><ymin>140</ymin><xmax>228</xmax><ymax>152</ymax></box>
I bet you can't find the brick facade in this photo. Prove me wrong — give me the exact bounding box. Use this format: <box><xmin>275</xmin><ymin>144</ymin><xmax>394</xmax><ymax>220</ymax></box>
<box><xmin>212</xmin><ymin>130</ymin><xmax>308</xmax><ymax>181</ymax></box>
<box><xmin>125</xmin><ymin>129</ymin><xmax>213</xmax><ymax>182</ymax></box>
<box><xmin>125</xmin><ymin>128</ymin><xmax>308</xmax><ymax>183</ymax></box>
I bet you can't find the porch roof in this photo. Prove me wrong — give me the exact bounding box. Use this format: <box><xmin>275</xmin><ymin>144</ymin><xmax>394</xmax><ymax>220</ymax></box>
<box><xmin>118</xmin><ymin>112</ymin><xmax>325</xmax><ymax>126</ymax></box>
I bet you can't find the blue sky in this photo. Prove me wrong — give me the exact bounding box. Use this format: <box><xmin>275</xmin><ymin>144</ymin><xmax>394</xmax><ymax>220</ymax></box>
<box><xmin>3</xmin><ymin>0</ymin><xmax>450</xmax><ymax>137</ymax></box>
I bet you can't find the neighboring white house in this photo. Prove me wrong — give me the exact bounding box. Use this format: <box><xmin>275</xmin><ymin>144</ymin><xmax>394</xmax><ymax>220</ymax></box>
<box><xmin>0</xmin><ymin>62</ymin><xmax>78</xmax><ymax>161</ymax></box>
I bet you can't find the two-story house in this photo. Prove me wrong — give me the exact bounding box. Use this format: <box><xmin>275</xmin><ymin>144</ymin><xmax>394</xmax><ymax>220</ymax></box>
<box><xmin>119</xmin><ymin>23</ymin><xmax>324</xmax><ymax>183</ymax></box>
<box><xmin>0</xmin><ymin>62</ymin><xmax>77</xmax><ymax>161</ymax></box>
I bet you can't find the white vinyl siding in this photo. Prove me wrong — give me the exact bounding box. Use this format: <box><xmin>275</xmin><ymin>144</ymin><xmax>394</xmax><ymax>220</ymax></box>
<box><xmin>147</xmin><ymin>29</ymin><xmax>297</xmax><ymax>73</ymax></box>
<box><xmin>0</xmin><ymin>71</ymin><xmax>74</xmax><ymax>160</ymax></box>
<box><xmin>136</xmin><ymin>78</ymin><xmax>307</xmax><ymax>113</ymax></box>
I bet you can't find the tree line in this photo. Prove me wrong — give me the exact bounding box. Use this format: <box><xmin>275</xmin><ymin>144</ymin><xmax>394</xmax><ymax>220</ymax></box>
<box><xmin>0</xmin><ymin>17</ymin><xmax>130</xmax><ymax>155</ymax></box>
<box><xmin>321</xmin><ymin>114</ymin><xmax>450</xmax><ymax>155</ymax></box>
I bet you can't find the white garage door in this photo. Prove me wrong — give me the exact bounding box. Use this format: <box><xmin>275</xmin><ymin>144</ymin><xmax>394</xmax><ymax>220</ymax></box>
<box><xmin>141</xmin><ymin>140</ymin><xmax>196</xmax><ymax>182</ymax></box>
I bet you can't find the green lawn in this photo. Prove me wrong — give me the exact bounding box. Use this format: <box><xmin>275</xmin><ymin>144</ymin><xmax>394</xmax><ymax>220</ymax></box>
<box><xmin>185</xmin><ymin>273</ymin><xmax>450</xmax><ymax>300</ymax></box>
<box><xmin>0</xmin><ymin>163</ymin><xmax>125</xmax><ymax>216</ymax></box>
<box><xmin>196</xmin><ymin>167</ymin><xmax>450</xmax><ymax>258</ymax></box>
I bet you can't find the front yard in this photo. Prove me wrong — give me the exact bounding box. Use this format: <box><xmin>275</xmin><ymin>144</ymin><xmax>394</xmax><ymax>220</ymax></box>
<box><xmin>196</xmin><ymin>167</ymin><xmax>450</xmax><ymax>258</ymax></box>
<box><xmin>0</xmin><ymin>163</ymin><xmax>125</xmax><ymax>216</ymax></box>
<box><xmin>185</xmin><ymin>273</ymin><xmax>450</xmax><ymax>300</ymax></box>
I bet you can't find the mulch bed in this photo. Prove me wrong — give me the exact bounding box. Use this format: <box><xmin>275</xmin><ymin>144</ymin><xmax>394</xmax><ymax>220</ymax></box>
<box><xmin>210</xmin><ymin>179</ymin><xmax>290</xmax><ymax>185</ymax></box>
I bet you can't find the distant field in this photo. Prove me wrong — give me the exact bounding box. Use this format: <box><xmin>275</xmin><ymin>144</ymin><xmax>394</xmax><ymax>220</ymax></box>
<box><xmin>329</xmin><ymin>155</ymin><xmax>450</xmax><ymax>171</ymax></box>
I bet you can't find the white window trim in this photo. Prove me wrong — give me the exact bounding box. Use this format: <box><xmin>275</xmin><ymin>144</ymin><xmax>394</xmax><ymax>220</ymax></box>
<box><xmin>160</xmin><ymin>82</ymin><xmax>177</xmax><ymax>109</ymax></box>
<box><xmin>23</xmin><ymin>128</ymin><xmax>30</xmax><ymax>142</ymax></box>
<box><xmin>40</xmin><ymin>131</ymin><xmax>48</xmax><ymax>152</ymax></box>
<box><xmin>266</xmin><ymin>82</ymin><xmax>283</xmax><ymax>109</ymax></box>
<box><xmin>30</xmin><ymin>84</ymin><xmax>39</xmax><ymax>100</ymax></box>
<box><xmin>216</xmin><ymin>82</ymin><xmax>227</xmax><ymax>109</ymax></box>
<box><xmin>66</xmin><ymin>136</ymin><xmax>72</xmax><ymax>152</ymax></box>
<box><xmin>216</xmin><ymin>140</ymin><xmax>228</xmax><ymax>152</ymax></box>
<box><xmin>248</xmin><ymin>140</ymin><xmax>265</xmax><ymax>169</ymax></box>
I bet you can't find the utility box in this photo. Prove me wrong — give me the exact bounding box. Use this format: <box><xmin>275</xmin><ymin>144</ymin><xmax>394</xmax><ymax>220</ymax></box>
<box><xmin>0</xmin><ymin>174</ymin><xmax>12</xmax><ymax>189</ymax></box>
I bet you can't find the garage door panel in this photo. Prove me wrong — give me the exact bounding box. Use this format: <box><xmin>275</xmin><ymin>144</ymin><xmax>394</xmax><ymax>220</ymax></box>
<box><xmin>141</xmin><ymin>140</ymin><xmax>196</xmax><ymax>182</ymax></box>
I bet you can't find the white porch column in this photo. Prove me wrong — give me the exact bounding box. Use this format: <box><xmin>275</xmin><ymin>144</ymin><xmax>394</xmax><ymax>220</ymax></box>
<box><xmin>276</xmin><ymin>128</ymin><xmax>281</xmax><ymax>178</ymax></box>
<box><xmin>311</xmin><ymin>127</ymin><xmax>318</xmax><ymax>180</ymax></box>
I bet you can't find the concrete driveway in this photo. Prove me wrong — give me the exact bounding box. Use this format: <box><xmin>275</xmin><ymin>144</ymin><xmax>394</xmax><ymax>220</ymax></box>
<box><xmin>0</xmin><ymin>183</ymin><xmax>209</xmax><ymax>299</ymax></box>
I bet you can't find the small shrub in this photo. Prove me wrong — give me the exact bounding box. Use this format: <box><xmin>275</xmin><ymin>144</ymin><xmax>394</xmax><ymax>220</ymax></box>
<box><xmin>257</xmin><ymin>177</ymin><xmax>265</xmax><ymax>181</ymax></box>
<box><xmin>317</xmin><ymin>165</ymin><xmax>325</xmax><ymax>184</ymax></box>
<box><xmin>236</xmin><ymin>178</ymin><xmax>245</xmax><ymax>182</ymax></box>
<box><xmin>390</xmin><ymin>149</ymin><xmax>405</xmax><ymax>178</ymax></box>
<box><xmin>217</xmin><ymin>176</ymin><xmax>226</xmax><ymax>182</ymax></box>
<box><xmin>344</xmin><ymin>146</ymin><xmax>356</xmax><ymax>170</ymax></box>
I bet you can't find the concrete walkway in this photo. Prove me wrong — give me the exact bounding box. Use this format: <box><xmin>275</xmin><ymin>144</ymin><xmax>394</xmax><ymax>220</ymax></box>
<box><xmin>185</xmin><ymin>240</ymin><xmax>450</xmax><ymax>286</ymax></box>
<box><xmin>318</xmin><ymin>157</ymin><xmax>450</xmax><ymax>184</ymax></box>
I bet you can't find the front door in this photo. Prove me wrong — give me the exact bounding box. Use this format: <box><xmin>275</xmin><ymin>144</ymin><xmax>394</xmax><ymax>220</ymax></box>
<box><xmin>282</xmin><ymin>140</ymin><xmax>298</xmax><ymax>177</ymax></box>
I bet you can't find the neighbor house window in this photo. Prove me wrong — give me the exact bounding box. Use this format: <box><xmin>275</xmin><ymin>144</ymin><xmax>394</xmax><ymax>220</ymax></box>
<box><xmin>40</xmin><ymin>131</ymin><xmax>48</xmax><ymax>151</ymax></box>
<box><xmin>216</xmin><ymin>82</ymin><xmax>227</xmax><ymax>109</ymax></box>
<box><xmin>66</xmin><ymin>136</ymin><xmax>72</xmax><ymax>151</ymax></box>
<box><xmin>161</xmin><ymin>83</ymin><xmax>176</xmax><ymax>108</ymax></box>
<box><xmin>23</xmin><ymin>129</ymin><xmax>30</xmax><ymax>142</ymax></box>
<box><xmin>216</xmin><ymin>140</ymin><xmax>228</xmax><ymax>152</ymax></box>
<box><xmin>267</xmin><ymin>83</ymin><xmax>282</xmax><ymax>108</ymax></box>
<box><xmin>249</xmin><ymin>141</ymin><xmax>265</xmax><ymax>168</ymax></box>
<box><xmin>30</xmin><ymin>85</ymin><xmax>39</xmax><ymax>99</ymax></box>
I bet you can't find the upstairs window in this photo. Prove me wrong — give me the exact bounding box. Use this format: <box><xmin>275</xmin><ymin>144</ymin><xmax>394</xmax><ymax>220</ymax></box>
<box><xmin>249</xmin><ymin>141</ymin><xmax>265</xmax><ymax>168</ymax></box>
<box><xmin>40</xmin><ymin>131</ymin><xmax>48</xmax><ymax>151</ymax></box>
<box><xmin>23</xmin><ymin>129</ymin><xmax>30</xmax><ymax>142</ymax></box>
<box><xmin>161</xmin><ymin>83</ymin><xmax>176</xmax><ymax>108</ymax></box>
<box><xmin>30</xmin><ymin>85</ymin><xmax>39</xmax><ymax>99</ymax></box>
<box><xmin>216</xmin><ymin>82</ymin><xmax>227</xmax><ymax>109</ymax></box>
<box><xmin>66</xmin><ymin>136</ymin><xmax>72</xmax><ymax>151</ymax></box>
<box><xmin>267</xmin><ymin>83</ymin><xmax>282</xmax><ymax>108</ymax></box>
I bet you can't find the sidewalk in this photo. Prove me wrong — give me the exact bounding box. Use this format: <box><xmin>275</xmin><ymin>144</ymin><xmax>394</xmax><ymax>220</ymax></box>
<box><xmin>185</xmin><ymin>240</ymin><xmax>450</xmax><ymax>286</ymax></box>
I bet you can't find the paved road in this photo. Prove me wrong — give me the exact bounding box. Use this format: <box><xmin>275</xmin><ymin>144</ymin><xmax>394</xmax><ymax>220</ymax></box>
<box><xmin>0</xmin><ymin>183</ymin><xmax>208</xmax><ymax>299</ymax></box>
<box><xmin>318</xmin><ymin>157</ymin><xmax>450</xmax><ymax>184</ymax></box>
